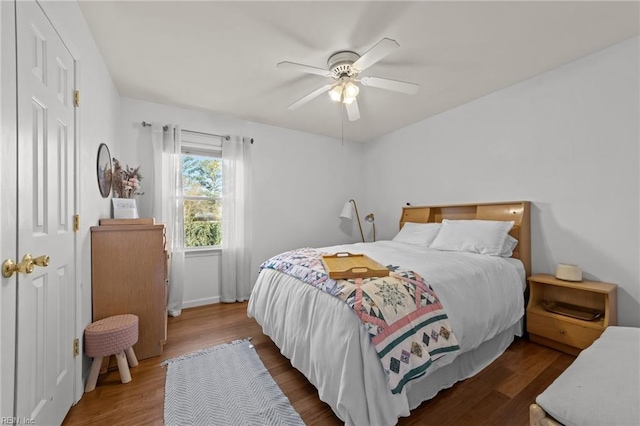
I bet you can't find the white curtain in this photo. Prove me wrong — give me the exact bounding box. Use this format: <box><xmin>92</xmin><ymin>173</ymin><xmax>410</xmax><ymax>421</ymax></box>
<box><xmin>151</xmin><ymin>123</ymin><xmax>185</xmax><ymax>316</ymax></box>
<box><xmin>221</xmin><ymin>136</ymin><xmax>253</xmax><ymax>302</ymax></box>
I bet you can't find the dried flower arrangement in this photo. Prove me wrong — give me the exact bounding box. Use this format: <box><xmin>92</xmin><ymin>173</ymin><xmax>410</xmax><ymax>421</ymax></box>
<box><xmin>112</xmin><ymin>158</ymin><xmax>143</xmax><ymax>198</ymax></box>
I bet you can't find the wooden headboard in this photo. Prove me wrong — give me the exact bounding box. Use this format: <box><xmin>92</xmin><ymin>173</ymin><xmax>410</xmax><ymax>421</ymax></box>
<box><xmin>399</xmin><ymin>201</ymin><xmax>531</xmax><ymax>277</ymax></box>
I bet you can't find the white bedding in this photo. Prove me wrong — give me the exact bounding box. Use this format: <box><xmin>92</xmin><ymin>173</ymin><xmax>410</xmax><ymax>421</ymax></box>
<box><xmin>536</xmin><ymin>326</ymin><xmax>640</xmax><ymax>426</ymax></box>
<box><xmin>247</xmin><ymin>241</ymin><xmax>525</xmax><ymax>425</ymax></box>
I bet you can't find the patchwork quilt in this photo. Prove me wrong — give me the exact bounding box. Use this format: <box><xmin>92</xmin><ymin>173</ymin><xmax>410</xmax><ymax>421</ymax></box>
<box><xmin>260</xmin><ymin>248</ymin><xmax>460</xmax><ymax>394</ymax></box>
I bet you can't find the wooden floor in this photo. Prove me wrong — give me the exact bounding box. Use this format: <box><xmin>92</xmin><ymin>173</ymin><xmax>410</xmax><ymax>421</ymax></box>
<box><xmin>63</xmin><ymin>302</ymin><xmax>574</xmax><ymax>426</ymax></box>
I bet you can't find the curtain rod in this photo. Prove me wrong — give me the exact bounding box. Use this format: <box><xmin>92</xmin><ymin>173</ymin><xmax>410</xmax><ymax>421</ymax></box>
<box><xmin>141</xmin><ymin>121</ymin><xmax>242</xmax><ymax>142</ymax></box>
<box><xmin>141</xmin><ymin>121</ymin><xmax>169</xmax><ymax>131</ymax></box>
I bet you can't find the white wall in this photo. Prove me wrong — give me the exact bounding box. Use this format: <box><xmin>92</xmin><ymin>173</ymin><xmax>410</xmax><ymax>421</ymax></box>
<box><xmin>362</xmin><ymin>37</ymin><xmax>640</xmax><ymax>326</ymax></box>
<box><xmin>120</xmin><ymin>97</ymin><xmax>364</xmax><ymax>306</ymax></box>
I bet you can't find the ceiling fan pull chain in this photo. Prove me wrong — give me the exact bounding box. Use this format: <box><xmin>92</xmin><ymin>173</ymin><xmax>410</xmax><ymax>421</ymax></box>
<box><xmin>341</xmin><ymin>103</ymin><xmax>345</xmax><ymax>146</ymax></box>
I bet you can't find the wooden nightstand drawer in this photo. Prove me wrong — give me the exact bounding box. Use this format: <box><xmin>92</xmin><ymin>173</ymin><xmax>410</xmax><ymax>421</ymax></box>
<box><xmin>528</xmin><ymin>312</ymin><xmax>603</xmax><ymax>350</ymax></box>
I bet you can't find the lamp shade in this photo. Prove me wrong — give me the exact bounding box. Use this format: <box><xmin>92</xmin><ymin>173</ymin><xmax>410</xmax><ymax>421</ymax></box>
<box><xmin>342</xmin><ymin>95</ymin><xmax>356</xmax><ymax>105</ymax></box>
<box><xmin>344</xmin><ymin>81</ymin><xmax>359</xmax><ymax>98</ymax></box>
<box><xmin>329</xmin><ymin>85</ymin><xmax>343</xmax><ymax>102</ymax></box>
<box><xmin>339</xmin><ymin>201</ymin><xmax>353</xmax><ymax>220</ymax></box>
<box><xmin>364</xmin><ymin>213</ymin><xmax>376</xmax><ymax>242</ymax></box>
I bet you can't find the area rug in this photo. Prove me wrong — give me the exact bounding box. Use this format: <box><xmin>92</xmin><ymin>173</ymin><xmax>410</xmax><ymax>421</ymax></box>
<box><xmin>163</xmin><ymin>339</ymin><xmax>305</xmax><ymax>426</ymax></box>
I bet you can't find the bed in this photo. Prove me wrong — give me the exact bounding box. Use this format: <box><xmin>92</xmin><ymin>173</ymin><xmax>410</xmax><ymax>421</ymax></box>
<box><xmin>530</xmin><ymin>326</ymin><xmax>640</xmax><ymax>426</ymax></box>
<box><xmin>248</xmin><ymin>201</ymin><xmax>531</xmax><ymax>425</ymax></box>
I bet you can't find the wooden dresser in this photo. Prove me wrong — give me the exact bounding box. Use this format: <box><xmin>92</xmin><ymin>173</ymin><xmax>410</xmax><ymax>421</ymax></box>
<box><xmin>91</xmin><ymin>221</ymin><xmax>168</xmax><ymax>360</ymax></box>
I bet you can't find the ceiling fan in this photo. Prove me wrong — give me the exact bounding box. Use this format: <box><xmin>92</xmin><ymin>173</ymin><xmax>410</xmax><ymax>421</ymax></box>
<box><xmin>277</xmin><ymin>38</ymin><xmax>420</xmax><ymax>121</ymax></box>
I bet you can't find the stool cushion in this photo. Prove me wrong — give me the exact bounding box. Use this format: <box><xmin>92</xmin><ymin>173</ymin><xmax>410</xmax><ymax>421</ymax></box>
<box><xmin>85</xmin><ymin>314</ymin><xmax>139</xmax><ymax>358</ymax></box>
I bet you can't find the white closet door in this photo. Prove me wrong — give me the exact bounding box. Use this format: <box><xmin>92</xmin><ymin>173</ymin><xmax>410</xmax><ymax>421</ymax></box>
<box><xmin>14</xmin><ymin>1</ymin><xmax>76</xmax><ymax>423</ymax></box>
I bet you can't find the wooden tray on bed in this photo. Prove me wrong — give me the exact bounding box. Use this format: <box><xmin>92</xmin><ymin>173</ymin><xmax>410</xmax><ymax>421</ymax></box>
<box><xmin>321</xmin><ymin>252</ymin><xmax>389</xmax><ymax>280</ymax></box>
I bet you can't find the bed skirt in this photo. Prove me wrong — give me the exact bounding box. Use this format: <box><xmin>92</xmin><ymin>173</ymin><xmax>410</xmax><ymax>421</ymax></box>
<box><xmin>248</xmin><ymin>268</ymin><xmax>521</xmax><ymax>425</ymax></box>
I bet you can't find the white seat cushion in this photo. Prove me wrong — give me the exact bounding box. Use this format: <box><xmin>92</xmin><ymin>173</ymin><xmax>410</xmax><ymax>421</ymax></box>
<box><xmin>536</xmin><ymin>326</ymin><xmax>640</xmax><ymax>426</ymax></box>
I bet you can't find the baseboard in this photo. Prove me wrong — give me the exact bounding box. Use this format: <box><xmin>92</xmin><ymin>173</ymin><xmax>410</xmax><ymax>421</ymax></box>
<box><xmin>182</xmin><ymin>296</ymin><xmax>220</xmax><ymax>309</ymax></box>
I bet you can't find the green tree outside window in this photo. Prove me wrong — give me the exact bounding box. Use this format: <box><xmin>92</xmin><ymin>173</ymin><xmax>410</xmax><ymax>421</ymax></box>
<box><xmin>182</xmin><ymin>154</ymin><xmax>222</xmax><ymax>247</ymax></box>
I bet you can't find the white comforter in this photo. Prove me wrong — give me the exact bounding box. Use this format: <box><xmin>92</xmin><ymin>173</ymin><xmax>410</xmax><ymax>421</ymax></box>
<box><xmin>247</xmin><ymin>241</ymin><xmax>525</xmax><ymax>425</ymax></box>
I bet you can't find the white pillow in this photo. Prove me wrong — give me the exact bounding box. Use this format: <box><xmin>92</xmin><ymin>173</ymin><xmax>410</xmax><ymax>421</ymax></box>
<box><xmin>392</xmin><ymin>222</ymin><xmax>442</xmax><ymax>246</ymax></box>
<box><xmin>430</xmin><ymin>219</ymin><xmax>514</xmax><ymax>255</ymax></box>
<box><xmin>498</xmin><ymin>235</ymin><xmax>519</xmax><ymax>257</ymax></box>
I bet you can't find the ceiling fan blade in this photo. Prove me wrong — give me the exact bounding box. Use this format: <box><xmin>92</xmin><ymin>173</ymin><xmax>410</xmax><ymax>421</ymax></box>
<box><xmin>351</xmin><ymin>38</ymin><xmax>400</xmax><ymax>72</ymax></box>
<box><xmin>287</xmin><ymin>84</ymin><xmax>334</xmax><ymax>110</ymax></box>
<box><xmin>277</xmin><ymin>61</ymin><xmax>331</xmax><ymax>77</ymax></box>
<box><xmin>360</xmin><ymin>76</ymin><xmax>420</xmax><ymax>95</ymax></box>
<box><xmin>345</xmin><ymin>99</ymin><xmax>360</xmax><ymax>122</ymax></box>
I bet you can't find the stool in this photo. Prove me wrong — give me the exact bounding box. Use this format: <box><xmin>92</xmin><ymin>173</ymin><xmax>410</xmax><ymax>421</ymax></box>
<box><xmin>84</xmin><ymin>314</ymin><xmax>139</xmax><ymax>392</ymax></box>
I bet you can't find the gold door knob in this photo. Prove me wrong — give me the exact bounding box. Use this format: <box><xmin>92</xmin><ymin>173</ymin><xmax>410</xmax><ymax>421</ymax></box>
<box><xmin>2</xmin><ymin>254</ymin><xmax>49</xmax><ymax>278</ymax></box>
<box><xmin>32</xmin><ymin>255</ymin><xmax>50</xmax><ymax>267</ymax></box>
<box><xmin>2</xmin><ymin>259</ymin><xmax>19</xmax><ymax>277</ymax></box>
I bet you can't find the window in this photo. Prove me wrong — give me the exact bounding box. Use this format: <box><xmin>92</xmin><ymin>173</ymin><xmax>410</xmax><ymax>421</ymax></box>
<box><xmin>181</xmin><ymin>135</ymin><xmax>223</xmax><ymax>248</ymax></box>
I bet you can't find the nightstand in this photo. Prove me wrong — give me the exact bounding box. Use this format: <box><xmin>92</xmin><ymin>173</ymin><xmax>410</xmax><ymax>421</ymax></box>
<box><xmin>526</xmin><ymin>274</ymin><xmax>617</xmax><ymax>356</ymax></box>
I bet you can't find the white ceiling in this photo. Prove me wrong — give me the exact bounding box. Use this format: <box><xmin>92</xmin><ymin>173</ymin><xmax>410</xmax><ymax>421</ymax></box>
<box><xmin>78</xmin><ymin>1</ymin><xmax>639</xmax><ymax>143</ymax></box>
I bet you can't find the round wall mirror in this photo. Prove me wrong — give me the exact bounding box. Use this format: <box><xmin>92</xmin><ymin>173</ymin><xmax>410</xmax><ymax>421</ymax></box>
<box><xmin>96</xmin><ymin>143</ymin><xmax>112</xmax><ymax>198</ymax></box>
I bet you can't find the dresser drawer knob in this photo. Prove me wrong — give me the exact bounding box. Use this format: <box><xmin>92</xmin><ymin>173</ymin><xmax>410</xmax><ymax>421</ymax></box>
<box><xmin>559</xmin><ymin>330</ymin><xmax>565</xmax><ymax>334</ymax></box>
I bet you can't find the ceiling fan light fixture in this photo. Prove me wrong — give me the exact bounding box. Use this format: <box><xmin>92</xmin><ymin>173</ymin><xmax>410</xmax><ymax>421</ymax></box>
<box><xmin>278</xmin><ymin>38</ymin><xmax>419</xmax><ymax>120</ymax></box>
<box><xmin>329</xmin><ymin>85</ymin><xmax>343</xmax><ymax>102</ymax></box>
<box><xmin>342</xmin><ymin>95</ymin><xmax>356</xmax><ymax>105</ymax></box>
<box><xmin>344</xmin><ymin>81</ymin><xmax>359</xmax><ymax>98</ymax></box>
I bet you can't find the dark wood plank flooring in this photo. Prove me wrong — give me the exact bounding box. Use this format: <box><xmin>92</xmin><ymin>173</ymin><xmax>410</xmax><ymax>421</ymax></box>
<box><xmin>63</xmin><ymin>302</ymin><xmax>574</xmax><ymax>426</ymax></box>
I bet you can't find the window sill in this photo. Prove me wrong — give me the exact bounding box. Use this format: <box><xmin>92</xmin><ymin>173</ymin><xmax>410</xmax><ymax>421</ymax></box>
<box><xmin>184</xmin><ymin>247</ymin><xmax>222</xmax><ymax>258</ymax></box>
